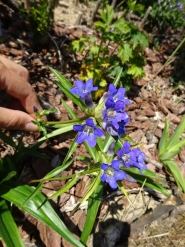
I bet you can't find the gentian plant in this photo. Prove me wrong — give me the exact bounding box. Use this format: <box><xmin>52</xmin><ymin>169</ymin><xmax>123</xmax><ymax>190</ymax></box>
<box><xmin>30</xmin><ymin>68</ymin><xmax>169</xmax><ymax>245</ymax></box>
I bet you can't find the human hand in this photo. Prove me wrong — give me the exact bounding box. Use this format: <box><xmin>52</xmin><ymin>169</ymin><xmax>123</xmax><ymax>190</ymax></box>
<box><xmin>0</xmin><ymin>56</ymin><xmax>43</xmax><ymax>132</ymax></box>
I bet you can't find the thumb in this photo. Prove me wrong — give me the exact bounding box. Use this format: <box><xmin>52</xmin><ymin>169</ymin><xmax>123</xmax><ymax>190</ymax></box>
<box><xmin>0</xmin><ymin>107</ymin><xmax>38</xmax><ymax>132</ymax></box>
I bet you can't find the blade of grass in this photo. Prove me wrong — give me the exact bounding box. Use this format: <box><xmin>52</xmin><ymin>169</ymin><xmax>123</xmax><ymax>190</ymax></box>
<box><xmin>80</xmin><ymin>182</ymin><xmax>103</xmax><ymax>244</ymax></box>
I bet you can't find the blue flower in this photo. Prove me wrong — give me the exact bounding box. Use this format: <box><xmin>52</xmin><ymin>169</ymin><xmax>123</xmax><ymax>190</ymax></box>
<box><xmin>117</xmin><ymin>142</ymin><xmax>147</xmax><ymax>171</ymax></box>
<box><xmin>70</xmin><ymin>79</ymin><xmax>98</xmax><ymax>108</ymax></box>
<box><xmin>106</xmin><ymin>84</ymin><xmax>131</xmax><ymax>106</ymax></box>
<box><xmin>177</xmin><ymin>2</ymin><xmax>183</xmax><ymax>10</ymax></box>
<box><xmin>73</xmin><ymin>118</ymin><xmax>104</xmax><ymax>147</ymax></box>
<box><xmin>169</xmin><ymin>4</ymin><xmax>173</xmax><ymax>9</ymax></box>
<box><xmin>100</xmin><ymin>160</ymin><xmax>126</xmax><ymax>189</ymax></box>
<box><xmin>101</xmin><ymin>98</ymin><xmax>130</xmax><ymax>136</ymax></box>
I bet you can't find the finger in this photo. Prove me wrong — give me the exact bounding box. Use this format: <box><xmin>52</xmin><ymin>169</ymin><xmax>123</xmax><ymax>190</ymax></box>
<box><xmin>0</xmin><ymin>107</ymin><xmax>38</xmax><ymax>132</ymax></box>
<box><xmin>0</xmin><ymin>63</ymin><xmax>42</xmax><ymax>115</ymax></box>
<box><xmin>0</xmin><ymin>56</ymin><xmax>29</xmax><ymax>80</ymax></box>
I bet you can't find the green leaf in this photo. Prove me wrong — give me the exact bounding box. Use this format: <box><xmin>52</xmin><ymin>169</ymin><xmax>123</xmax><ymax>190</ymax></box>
<box><xmin>1</xmin><ymin>182</ymin><xmax>85</xmax><ymax>247</ymax></box>
<box><xmin>118</xmin><ymin>43</ymin><xmax>133</xmax><ymax>63</ymax></box>
<box><xmin>0</xmin><ymin>199</ymin><xmax>25</xmax><ymax>247</ymax></box>
<box><xmin>166</xmin><ymin>115</ymin><xmax>185</xmax><ymax>150</ymax></box>
<box><xmin>44</xmin><ymin>159</ymin><xmax>73</xmax><ymax>180</ymax></box>
<box><xmin>113</xmin><ymin>68</ymin><xmax>123</xmax><ymax>87</ymax></box>
<box><xmin>49</xmin><ymin>67</ymin><xmax>73</xmax><ymax>89</ymax></box>
<box><xmin>71</xmin><ymin>174</ymin><xmax>101</xmax><ymax>215</ymax></box>
<box><xmin>80</xmin><ymin>182</ymin><xmax>103</xmax><ymax>244</ymax></box>
<box><xmin>158</xmin><ymin>119</ymin><xmax>169</xmax><ymax>156</ymax></box>
<box><xmin>123</xmin><ymin>168</ymin><xmax>169</xmax><ymax>196</ymax></box>
<box><xmin>0</xmin><ymin>171</ymin><xmax>17</xmax><ymax>185</ymax></box>
<box><xmin>62</xmin><ymin>137</ymin><xmax>78</xmax><ymax>166</ymax></box>
<box><xmin>84</xmin><ymin>143</ymin><xmax>100</xmax><ymax>163</ymax></box>
<box><xmin>160</xmin><ymin>150</ymin><xmax>179</xmax><ymax>161</ymax></box>
<box><xmin>102</xmin><ymin>134</ymin><xmax>115</xmax><ymax>153</ymax></box>
<box><xmin>49</xmin><ymin>175</ymin><xmax>79</xmax><ymax>199</ymax></box>
<box><xmin>38</xmin><ymin>123</ymin><xmax>74</xmax><ymax>142</ymax></box>
<box><xmin>163</xmin><ymin>160</ymin><xmax>185</xmax><ymax>192</ymax></box>
<box><xmin>132</xmin><ymin>32</ymin><xmax>149</xmax><ymax>49</ymax></box>
<box><xmin>127</xmin><ymin>64</ymin><xmax>144</xmax><ymax>78</ymax></box>
<box><xmin>61</xmin><ymin>98</ymin><xmax>78</xmax><ymax>119</ymax></box>
<box><xmin>0</xmin><ymin>130</ymin><xmax>16</xmax><ymax>148</ymax></box>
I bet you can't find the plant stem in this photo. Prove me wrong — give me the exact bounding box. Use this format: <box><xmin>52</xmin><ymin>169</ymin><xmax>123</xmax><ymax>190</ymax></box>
<box><xmin>30</xmin><ymin>168</ymin><xmax>100</xmax><ymax>183</ymax></box>
<box><xmin>46</xmin><ymin>115</ymin><xmax>89</xmax><ymax>125</ymax></box>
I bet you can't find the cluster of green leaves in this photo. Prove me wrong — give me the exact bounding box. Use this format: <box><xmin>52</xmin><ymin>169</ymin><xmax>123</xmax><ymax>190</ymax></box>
<box><xmin>159</xmin><ymin>115</ymin><xmax>185</xmax><ymax>192</ymax></box>
<box><xmin>138</xmin><ymin>0</ymin><xmax>185</xmax><ymax>30</ymax></box>
<box><xmin>70</xmin><ymin>4</ymin><xmax>149</xmax><ymax>98</ymax></box>
<box><xmin>20</xmin><ymin>0</ymin><xmax>55</xmax><ymax>41</ymax></box>
<box><xmin>0</xmin><ymin>131</ymin><xmax>84</xmax><ymax>247</ymax></box>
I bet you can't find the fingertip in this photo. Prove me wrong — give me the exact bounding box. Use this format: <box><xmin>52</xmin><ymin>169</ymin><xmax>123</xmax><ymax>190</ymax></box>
<box><xmin>24</xmin><ymin>122</ymin><xmax>38</xmax><ymax>132</ymax></box>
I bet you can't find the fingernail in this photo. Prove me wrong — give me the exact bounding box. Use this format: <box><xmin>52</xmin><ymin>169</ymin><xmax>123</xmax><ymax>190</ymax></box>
<box><xmin>25</xmin><ymin>122</ymin><xmax>38</xmax><ymax>132</ymax></box>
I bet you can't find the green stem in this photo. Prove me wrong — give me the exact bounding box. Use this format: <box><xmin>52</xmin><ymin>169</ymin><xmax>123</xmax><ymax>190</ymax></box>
<box><xmin>46</xmin><ymin>115</ymin><xmax>89</xmax><ymax>125</ymax></box>
<box><xmin>155</xmin><ymin>35</ymin><xmax>185</xmax><ymax>76</ymax></box>
<box><xmin>30</xmin><ymin>168</ymin><xmax>100</xmax><ymax>183</ymax></box>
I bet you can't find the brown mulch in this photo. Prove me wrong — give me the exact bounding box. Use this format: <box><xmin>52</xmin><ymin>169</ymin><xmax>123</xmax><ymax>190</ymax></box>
<box><xmin>1</xmin><ymin>1</ymin><xmax>185</xmax><ymax>247</ymax></box>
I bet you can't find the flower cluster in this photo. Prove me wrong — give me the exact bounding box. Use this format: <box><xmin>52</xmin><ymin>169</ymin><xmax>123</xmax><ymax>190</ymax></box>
<box><xmin>101</xmin><ymin>84</ymin><xmax>131</xmax><ymax>137</ymax></box>
<box><xmin>100</xmin><ymin>142</ymin><xmax>146</xmax><ymax>189</ymax></box>
<box><xmin>70</xmin><ymin>79</ymin><xmax>147</xmax><ymax>189</ymax></box>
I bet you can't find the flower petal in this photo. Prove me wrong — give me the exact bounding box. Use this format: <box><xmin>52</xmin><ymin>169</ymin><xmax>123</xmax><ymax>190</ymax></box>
<box><xmin>111</xmin><ymin>160</ymin><xmax>121</xmax><ymax>170</ymax></box>
<box><xmin>86</xmin><ymin>133</ymin><xmax>96</xmax><ymax>147</ymax></box>
<box><xmin>73</xmin><ymin>124</ymin><xmax>84</xmax><ymax>132</ymax></box>
<box><xmin>76</xmin><ymin>132</ymin><xmax>87</xmax><ymax>144</ymax></box>
<box><xmin>94</xmin><ymin>128</ymin><xmax>104</xmax><ymax>138</ymax></box>
<box><xmin>86</xmin><ymin>118</ymin><xmax>95</xmax><ymax>127</ymax></box>
<box><xmin>108</xmin><ymin>84</ymin><xmax>117</xmax><ymax>95</ymax></box>
<box><xmin>101</xmin><ymin>163</ymin><xmax>109</xmax><ymax>170</ymax></box>
<box><xmin>75</xmin><ymin>79</ymin><xmax>85</xmax><ymax>91</ymax></box>
<box><xmin>114</xmin><ymin>170</ymin><xmax>126</xmax><ymax>181</ymax></box>
<box><xmin>107</xmin><ymin>176</ymin><xmax>118</xmax><ymax>189</ymax></box>
<box><xmin>101</xmin><ymin>173</ymin><xmax>107</xmax><ymax>182</ymax></box>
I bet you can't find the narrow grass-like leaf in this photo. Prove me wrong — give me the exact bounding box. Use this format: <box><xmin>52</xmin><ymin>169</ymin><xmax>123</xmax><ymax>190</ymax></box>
<box><xmin>44</xmin><ymin>159</ymin><xmax>73</xmax><ymax>180</ymax></box>
<box><xmin>1</xmin><ymin>181</ymin><xmax>85</xmax><ymax>247</ymax></box>
<box><xmin>117</xmin><ymin>181</ymin><xmax>133</xmax><ymax>206</ymax></box>
<box><xmin>38</xmin><ymin>124</ymin><xmax>74</xmax><ymax>142</ymax></box>
<box><xmin>84</xmin><ymin>143</ymin><xmax>100</xmax><ymax>162</ymax></box>
<box><xmin>158</xmin><ymin>119</ymin><xmax>169</xmax><ymax>155</ymax></box>
<box><xmin>166</xmin><ymin>115</ymin><xmax>185</xmax><ymax>150</ymax></box>
<box><xmin>113</xmin><ymin>68</ymin><xmax>123</xmax><ymax>87</ymax></box>
<box><xmin>0</xmin><ymin>199</ymin><xmax>25</xmax><ymax>247</ymax></box>
<box><xmin>23</xmin><ymin>182</ymin><xmax>43</xmax><ymax>205</ymax></box>
<box><xmin>49</xmin><ymin>67</ymin><xmax>73</xmax><ymax>89</ymax></box>
<box><xmin>0</xmin><ymin>130</ymin><xmax>16</xmax><ymax>148</ymax></box>
<box><xmin>168</xmin><ymin>139</ymin><xmax>185</xmax><ymax>153</ymax></box>
<box><xmin>96</xmin><ymin>137</ymin><xmax>103</xmax><ymax>151</ymax></box>
<box><xmin>80</xmin><ymin>182</ymin><xmax>103</xmax><ymax>244</ymax></box>
<box><xmin>55</xmin><ymin>81</ymin><xmax>86</xmax><ymax>111</ymax></box>
<box><xmin>62</xmin><ymin>137</ymin><xmax>78</xmax><ymax>165</ymax></box>
<box><xmin>160</xmin><ymin>150</ymin><xmax>179</xmax><ymax>161</ymax></box>
<box><xmin>0</xmin><ymin>171</ymin><xmax>16</xmax><ymax>185</ymax></box>
<box><xmin>102</xmin><ymin>134</ymin><xmax>115</xmax><ymax>153</ymax></box>
<box><xmin>71</xmin><ymin>174</ymin><xmax>101</xmax><ymax>215</ymax></box>
<box><xmin>123</xmin><ymin>169</ymin><xmax>169</xmax><ymax>196</ymax></box>
<box><xmin>49</xmin><ymin>175</ymin><xmax>79</xmax><ymax>199</ymax></box>
<box><xmin>163</xmin><ymin>160</ymin><xmax>185</xmax><ymax>192</ymax></box>
<box><xmin>61</xmin><ymin>98</ymin><xmax>78</xmax><ymax>119</ymax></box>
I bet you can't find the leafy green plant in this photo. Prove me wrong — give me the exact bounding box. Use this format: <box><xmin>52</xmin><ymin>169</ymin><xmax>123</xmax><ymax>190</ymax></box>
<box><xmin>138</xmin><ymin>0</ymin><xmax>185</xmax><ymax>30</ymax></box>
<box><xmin>31</xmin><ymin>68</ymin><xmax>168</xmax><ymax>244</ymax></box>
<box><xmin>0</xmin><ymin>131</ymin><xmax>84</xmax><ymax>247</ymax></box>
<box><xmin>159</xmin><ymin>115</ymin><xmax>185</xmax><ymax>192</ymax></box>
<box><xmin>20</xmin><ymin>0</ymin><xmax>55</xmax><ymax>41</ymax></box>
<box><xmin>70</xmin><ymin>4</ymin><xmax>149</xmax><ymax>98</ymax></box>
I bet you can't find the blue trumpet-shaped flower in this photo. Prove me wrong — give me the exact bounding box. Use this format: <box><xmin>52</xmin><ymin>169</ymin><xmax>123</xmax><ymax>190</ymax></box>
<box><xmin>106</xmin><ymin>84</ymin><xmax>131</xmax><ymax>106</ymax></box>
<box><xmin>177</xmin><ymin>2</ymin><xmax>183</xmax><ymax>10</ymax></box>
<box><xmin>70</xmin><ymin>79</ymin><xmax>98</xmax><ymax>108</ymax></box>
<box><xmin>73</xmin><ymin>118</ymin><xmax>104</xmax><ymax>147</ymax></box>
<box><xmin>117</xmin><ymin>142</ymin><xmax>147</xmax><ymax>171</ymax></box>
<box><xmin>100</xmin><ymin>160</ymin><xmax>126</xmax><ymax>189</ymax></box>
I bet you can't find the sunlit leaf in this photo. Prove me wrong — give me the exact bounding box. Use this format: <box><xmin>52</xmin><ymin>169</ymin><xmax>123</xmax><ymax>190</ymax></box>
<box><xmin>0</xmin><ymin>199</ymin><xmax>25</xmax><ymax>247</ymax></box>
<box><xmin>80</xmin><ymin>182</ymin><xmax>103</xmax><ymax>244</ymax></box>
